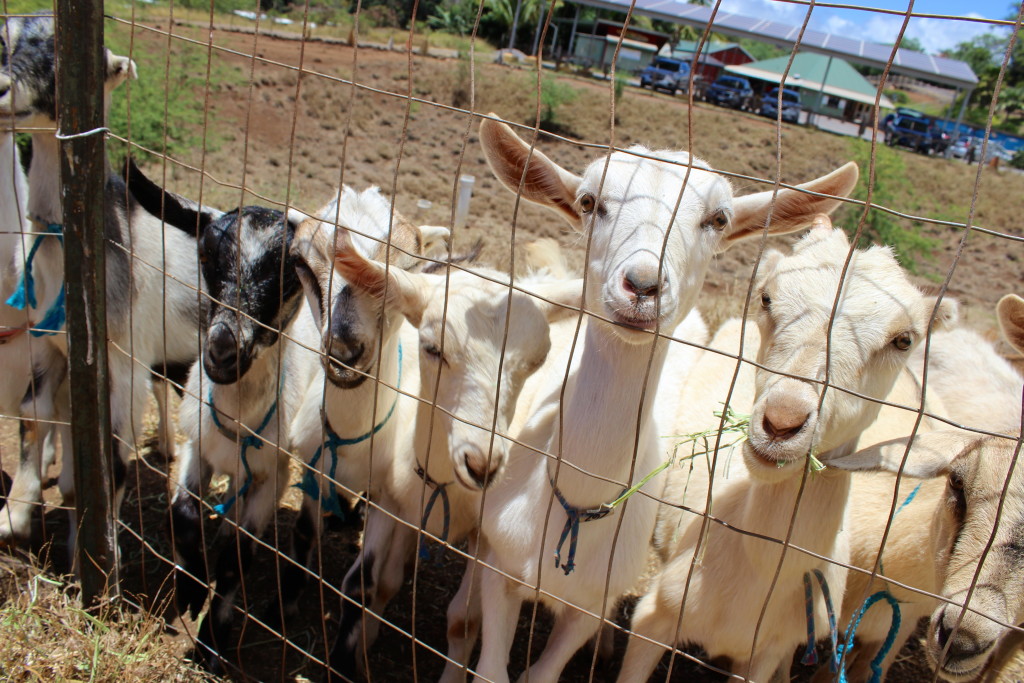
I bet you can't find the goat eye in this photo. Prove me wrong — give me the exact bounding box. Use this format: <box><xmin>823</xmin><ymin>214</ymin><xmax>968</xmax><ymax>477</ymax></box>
<box><xmin>949</xmin><ymin>471</ymin><xmax>964</xmax><ymax>491</ymax></box>
<box><xmin>703</xmin><ymin>209</ymin><xmax>729</xmax><ymax>231</ymax></box>
<box><xmin>579</xmin><ymin>194</ymin><xmax>596</xmax><ymax>214</ymax></box>
<box><xmin>761</xmin><ymin>291</ymin><xmax>771</xmax><ymax>309</ymax></box>
<box><xmin>892</xmin><ymin>332</ymin><xmax>914</xmax><ymax>351</ymax></box>
<box><xmin>422</xmin><ymin>343</ymin><xmax>444</xmax><ymax>362</ymax></box>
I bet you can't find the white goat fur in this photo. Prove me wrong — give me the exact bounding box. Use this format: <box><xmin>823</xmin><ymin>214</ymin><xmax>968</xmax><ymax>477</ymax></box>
<box><xmin>325</xmin><ymin>236</ymin><xmax>583</xmax><ymax>679</ymax></box>
<box><xmin>0</xmin><ymin>131</ymin><xmax>66</xmax><ymax>542</ymax></box>
<box><xmin>832</xmin><ymin>296</ymin><xmax>1024</xmax><ymax>683</ymax></box>
<box><xmin>618</xmin><ymin>226</ymin><xmax>956</xmax><ymax>683</ymax></box>
<box><xmin>468</xmin><ymin>117</ymin><xmax>858</xmax><ymax>683</ymax></box>
<box><xmin>288</xmin><ymin>187</ymin><xmax>448</xmax><ymax>515</ymax></box>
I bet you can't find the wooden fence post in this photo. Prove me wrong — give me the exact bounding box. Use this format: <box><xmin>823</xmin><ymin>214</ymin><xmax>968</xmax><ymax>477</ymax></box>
<box><xmin>56</xmin><ymin>0</ymin><xmax>118</xmax><ymax>604</ymax></box>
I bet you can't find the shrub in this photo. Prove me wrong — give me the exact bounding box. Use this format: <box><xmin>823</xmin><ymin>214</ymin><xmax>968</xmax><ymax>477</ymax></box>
<box><xmin>839</xmin><ymin>141</ymin><xmax>939</xmax><ymax>274</ymax></box>
<box><xmin>538</xmin><ymin>74</ymin><xmax>577</xmax><ymax>130</ymax></box>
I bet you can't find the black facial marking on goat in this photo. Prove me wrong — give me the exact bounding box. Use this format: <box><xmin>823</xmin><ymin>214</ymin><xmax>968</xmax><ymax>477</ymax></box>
<box><xmin>200</xmin><ymin>207</ymin><xmax>303</xmax><ymax>383</ymax></box>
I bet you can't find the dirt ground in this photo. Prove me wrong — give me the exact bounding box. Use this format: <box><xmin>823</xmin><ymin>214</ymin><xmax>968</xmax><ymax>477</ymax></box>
<box><xmin>2</xmin><ymin>17</ymin><xmax>1024</xmax><ymax>683</ymax></box>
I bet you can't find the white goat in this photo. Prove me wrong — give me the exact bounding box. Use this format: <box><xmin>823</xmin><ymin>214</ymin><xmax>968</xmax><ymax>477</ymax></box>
<box><xmin>321</xmin><ymin>235</ymin><xmax>582</xmax><ymax>681</ymax></box>
<box><xmin>618</xmin><ymin>225</ymin><xmax>957</xmax><ymax>683</ymax></box>
<box><xmin>281</xmin><ymin>187</ymin><xmax>449</xmax><ymax>612</ymax></box>
<box><xmin>830</xmin><ymin>296</ymin><xmax>1024</xmax><ymax>683</ymax></box>
<box><xmin>0</xmin><ymin>128</ymin><xmax>68</xmax><ymax>544</ymax></box>
<box><xmin>467</xmin><ymin>116</ymin><xmax>858</xmax><ymax>683</ymax></box>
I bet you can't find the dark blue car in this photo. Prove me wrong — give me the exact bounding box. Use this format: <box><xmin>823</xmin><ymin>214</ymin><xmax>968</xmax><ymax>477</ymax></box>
<box><xmin>760</xmin><ymin>87</ymin><xmax>803</xmax><ymax>124</ymax></box>
<box><xmin>705</xmin><ymin>75</ymin><xmax>754</xmax><ymax>109</ymax></box>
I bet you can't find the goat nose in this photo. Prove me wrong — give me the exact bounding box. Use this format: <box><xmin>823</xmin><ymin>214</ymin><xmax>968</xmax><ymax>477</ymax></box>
<box><xmin>462</xmin><ymin>446</ymin><xmax>500</xmax><ymax>490</ymax></box>
<box><xmin>936</xmin><ymin>609</ymin><xmax>992</xmax><ymax>660</ymax></box>
<box><xmin>328</xmin><ymin>341</ymin><xmax>363</xmax><ymax>369</ymax></box>
<box><xmin>761</xmin><ymin>403</ymin><xmax>810</xmax><ymax>441</ymax></box>
<box><xmin>622</xmin><ymin>265</ymin><xmax>661</xmax><ymax>299</ymax></box>
<box><xmin>206</xmin><ymin>324</ymin><xmax>238</xmax><ymax>369</ymax></box>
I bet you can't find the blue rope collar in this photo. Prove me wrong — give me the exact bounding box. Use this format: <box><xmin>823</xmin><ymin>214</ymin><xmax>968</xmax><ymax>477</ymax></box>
<box><xmin>549</xmin><ymin>474</ymin><xmax>626</xmax><ymax>575</ymax></box>
<box><xmin>415</xmin><ymin>463</ymin><xmax>451</xmax><ymax>564</ymax></box>
<box><xmin>5</xmin><ymin>219</ymin><xmax>66</xmax><ymax>337</ymax></box>
<box><xmin>838</xmin><ymin>590</ymin><xmax>903</xmax><ymax>683</ymax></box>
<box><xmin>207</xmin><ymin>370</ymin><xmax>283</xmax><ymax>517</ymax></box>
<box><xmin>801</xmin><ymin>569</ymin><xmax>840</xmax><ymax>670</ymax></box>
<box><xmin>297</xmin><ymin>342</ymin><xmax>402</xmax><ymax>518</ymax></box>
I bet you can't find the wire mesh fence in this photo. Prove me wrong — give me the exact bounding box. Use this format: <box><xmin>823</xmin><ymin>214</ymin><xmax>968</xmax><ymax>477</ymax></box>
<box><xmin>0</xmin><ymin>0</ymin><xmax>1022</xmax><ymax>681</ymax></box>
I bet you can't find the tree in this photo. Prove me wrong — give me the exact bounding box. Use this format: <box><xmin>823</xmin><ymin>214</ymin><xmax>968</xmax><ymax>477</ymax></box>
<box><xmin>899</xmin><ymin>36</ymin><xmax>926</xmax><ymax>53</ymax></box>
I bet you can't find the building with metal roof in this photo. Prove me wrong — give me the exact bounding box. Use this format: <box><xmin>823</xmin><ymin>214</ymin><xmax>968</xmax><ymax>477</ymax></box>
<box><xmin>671</xmin><ymin>40</ymin><xmax>754</xmax><ymax>82</ymax></box>
<box><xmin>725</xmin><ymin>51</ymin><xmax>896</xmax><ymax>120</ymax></box>
<box><xmin>566</xmin><ymin>0</ymin><xmax>977</xmax><ymax>89</ymax></box>
<box><xmin>562</xmin><ymin>0</ymin><xmax>978</xmax><ymax>130</ymax></box>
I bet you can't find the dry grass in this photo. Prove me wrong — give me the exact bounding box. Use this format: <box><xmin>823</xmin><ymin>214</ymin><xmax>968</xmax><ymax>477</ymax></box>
<box><xmin>0</xmin><ymin>553</ymin><xmax>213</xmax><ymax>682</ymax></box>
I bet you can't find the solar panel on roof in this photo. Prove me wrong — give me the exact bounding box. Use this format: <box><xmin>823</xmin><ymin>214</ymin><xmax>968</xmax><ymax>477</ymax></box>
<box><xmin>633</xmin><ymin>0</ymin><xmax>667</xmax><ymax>11</ymax></box>
<box><xmin>825</xmin><ymin>35</ymin><xmax>861</xmax><ymax>54</ymax></box>
<box><xmin>717</xmin><ymin>13</ymin><xmax>760</xmax><ymax>32</ymax></box>
<box><xmin>801</xmin><ymin>29</ymin><xmax>832</xmax><ymax>49</ymax></box>
<box><xmin>861</xmin><ymin>42</ymin><xmax>894</xmax><ymax>61</ymax></box>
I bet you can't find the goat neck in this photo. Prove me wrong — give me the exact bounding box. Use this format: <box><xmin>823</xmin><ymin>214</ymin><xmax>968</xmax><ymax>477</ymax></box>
<box><xmin>26</xmin><ymin>131</ymin><xmax>65</xmax><ymax>227</ymax></box>
<box><xmin>550</xmin><ymin>317</ymin><xmax>669</xmax><ymax>502</ymax></box>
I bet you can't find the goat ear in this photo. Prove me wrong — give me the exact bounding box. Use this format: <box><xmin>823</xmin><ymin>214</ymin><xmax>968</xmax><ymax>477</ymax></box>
<box><xmin>479</xmin><ymin>114</ymin><xmax>583</xmax><ymax>230</ymax></box>
<box><xmin>123</xmin><ymin>157</ymin><xmax>221</xmax><ymax>239</ymax></box>
<box><xmin>722</xmin><ymin>162</ymin><xmax>859</xmax><ymax>251</ymax></box>
<box><xmin>333</xmin><ymin>229</ymin><xmax>431</xmax><ymax>327</ymax></box>
<box><xmin>287</xmin><ymin>209</ymin><xmax>312</xmax><ymax>227</ymax></box>
<box><xmin>924</xmin><ymin>296</ymin><xmax>959</xmax><ymax>332</ymax></box>
<box><xmin>105</xmin><ymin>50</ymin><xmax>137</xmax><ymax>88</ymax></box>
<box><xmin>997</xmin><ymin>294</ymin><xmax>1024</xmax><ymax>355</ymax></box>
<box><xmin>527</xmin><ymin>279</ymin><xmax>584</xmax><ymax>323</ymax></box>
<box><xmin>418</xmin><ymin>225</ymin><xmax>450</xmax><ymax>257</ymax></box>
<box><xmin>830</xmin><ymin>431</ymin><xmax>976</xmax><ymax>477</ymax></box>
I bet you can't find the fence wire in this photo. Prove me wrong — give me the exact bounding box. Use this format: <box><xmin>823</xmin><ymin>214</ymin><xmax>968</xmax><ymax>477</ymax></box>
<box><xmin>0</xmin><ymin>0</ymin><xmax>1022</xmax><ymax>681</ymax></box>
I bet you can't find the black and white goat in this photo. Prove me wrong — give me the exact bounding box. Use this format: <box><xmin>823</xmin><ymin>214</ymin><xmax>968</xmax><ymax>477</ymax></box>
<box><xmin>0</xmin><ymin>14</ymin><xmax>209</xmax><ymax>559</ymax></box>
<box><xmin>166</xmin><ymin>196</ymin><xmax>319</xmax><ymax>671</ymax></box>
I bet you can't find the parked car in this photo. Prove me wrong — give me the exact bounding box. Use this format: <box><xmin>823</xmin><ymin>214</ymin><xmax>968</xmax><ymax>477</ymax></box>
<box><xmin>704</xmin><ymin>75</ymin><xmax>754</xmax><ymax>110</ymax></box>
<box><xmin>884</xmin><ymin>113</ymin><xmax>934</xmax><ymax>153</ymax></box>
<box><xmin>639</xmin><ymin>57</ymin><xmax>692</xmax><ymax>95</ymax></box>
<box><xmin>759</xmin><ymin>87</ymin><xmax>803</xmax><ymax>124</ymax></box>
<box><xmin>949</xmin><ymin>137</ymin><xmax>972</xmax><ymax>159</ymax></box>
<box><xmin>883</xmin><ymin>113</ymin><xmax>951</xmax><ymax>154</ymax></box>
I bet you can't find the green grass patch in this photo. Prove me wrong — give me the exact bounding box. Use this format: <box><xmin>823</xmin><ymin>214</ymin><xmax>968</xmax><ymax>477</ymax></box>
<box><xmin>839</xmin><ymin>140</ymin><xmax>943</xmax><ymax>274</ymax></box>
<box><xmin>105</xmin><ymin>19</ymin><xmax>245</xmax><ymax>167</ymax></box>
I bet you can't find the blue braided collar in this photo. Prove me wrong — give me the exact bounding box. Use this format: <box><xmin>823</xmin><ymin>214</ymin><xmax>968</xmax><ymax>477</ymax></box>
<box><xmin>296</xmin><ymin>342</ymin><xmax>403</xmax><ymax>516</ymax></box>
<box><xmin>5</xmin><ymin>218</ymin><xmax>65</xmax><ymax>336</ymax></box>
<box><xmin>549</xmin><ymin>472</ymin><xmax>626</xmax><ymax>575</ymax></box>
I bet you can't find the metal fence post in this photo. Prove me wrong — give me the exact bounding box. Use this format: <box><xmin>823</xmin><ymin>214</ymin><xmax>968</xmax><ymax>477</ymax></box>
<box><xmin>56</xmin><ymin>0</ymin><xmax>117</xmax><ymax>604</ymax></box>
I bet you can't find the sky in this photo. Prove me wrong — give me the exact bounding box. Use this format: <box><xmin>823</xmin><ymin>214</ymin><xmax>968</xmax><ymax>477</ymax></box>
<box><xmin>715</xmin><ymin>0</ymin><xmax>1018</xmax><ymax>55</ymax></box>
